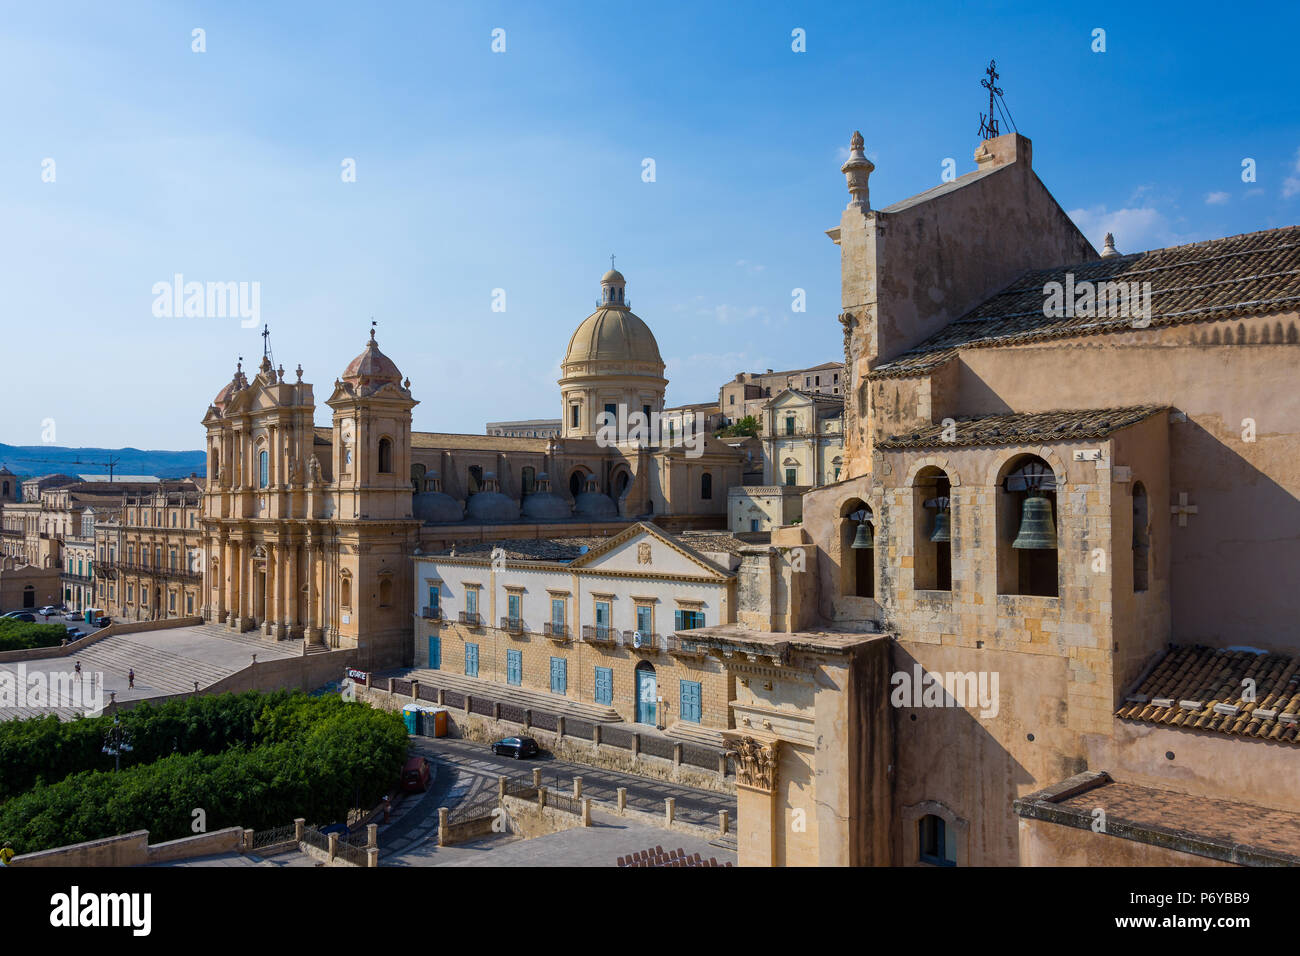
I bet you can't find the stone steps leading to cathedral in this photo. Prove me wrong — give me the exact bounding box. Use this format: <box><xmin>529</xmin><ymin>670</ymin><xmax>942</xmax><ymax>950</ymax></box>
<box><xmin>664</xmin><ymin>720</ymin><xmax>727</xmax><ymax>750</ymax></box>
<box><xmin>394</xmin><ymin>668</ymin><xmax>623</xmax><ymax>723</ymax></box>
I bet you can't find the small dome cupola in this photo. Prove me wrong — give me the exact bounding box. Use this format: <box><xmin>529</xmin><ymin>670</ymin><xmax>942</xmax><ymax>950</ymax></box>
<box><xmin>600</xmin><ymin>266</ymin><xmax>627</xmax><ymax>307</ymax></box>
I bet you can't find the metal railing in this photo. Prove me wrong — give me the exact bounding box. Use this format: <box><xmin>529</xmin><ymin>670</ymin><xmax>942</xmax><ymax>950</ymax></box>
<box><xmin>619</xmin><ymin>630</ymin><xmax>661</xmax><ymax>652</ymax></box>
<box><xmin>447</xmin><ymin>795</ymin><xmax>500</xmax><ymax>825</ymax></box>
<box><xmin>666</xmin><ymin>634</ymin><xmax>708</xmax><ymax>657</ymax></box>
<box><xmin>503</xmin><ymin>780</ymin><xmax>538</xmax><ymax>801</ymax></box>
<box><xmin>583</xmin><ymin>624</ymin><xmax>616</xmax><ymax>645</ymax></box>
<box><xmin>334</xmin><ymin>841</ymin><xmax>369</xmax><ymax>867</ymax></box>
<box><xmin>421</xmin><ymin>606</ymin><xmax>441</xmax><ymax>620</ymax></box>
<box><xmin>544</xmin><ymin>621</ymin><xmax>569</xmax><ymax>640</ymax></box>
<box><xmin>459</xmin><ymin>610</ymin><xmax>481</xmax><ymax>627</ymax></box>
<box><xmin>250</xmin><ymin>823</ymin><xmax>296</xmax><ymax>850</ymax></box>
<box><xmin>500</xmin><ymin>616</ymin><xmax>524</xmax><ymax>635</ymax></box>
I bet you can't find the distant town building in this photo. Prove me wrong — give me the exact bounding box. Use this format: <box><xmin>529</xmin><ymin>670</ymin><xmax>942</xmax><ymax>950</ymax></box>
<box><xmin>484</xmin><ymin>420</ymin><xmax>561</xmax><ymax>439</ymax></box>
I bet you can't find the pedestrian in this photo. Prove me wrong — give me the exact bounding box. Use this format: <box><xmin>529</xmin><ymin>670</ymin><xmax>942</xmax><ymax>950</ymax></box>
<box><xmin>74</xmin><ymin>660</ymin><xmax>81</xmax><ymax>676</ymax></box>
<box><xmin>128</xmin><ymin>668</ymin><xmax>135</xmax><ymax>690</ymax></box>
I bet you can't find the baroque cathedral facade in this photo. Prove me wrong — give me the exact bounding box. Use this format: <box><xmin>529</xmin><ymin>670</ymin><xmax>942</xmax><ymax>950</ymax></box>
<box><xmin>198</xmin><ymin>269</ymin><xmax>743</xmax><ymax>667</ymax></box>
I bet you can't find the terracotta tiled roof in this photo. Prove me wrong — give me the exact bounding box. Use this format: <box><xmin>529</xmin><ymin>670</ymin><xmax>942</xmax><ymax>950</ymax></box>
<box><xmin>876</xmin><ymin>405</ymin><xmax>1164</xmax><ymax>449</ymax></box>
<box><xmin>1116</xmin><ymin>645</ymin><xmax>1300</xmax><ymax>744</ymax></box>
<box><xmin>871</xmin><ymin>225</ymin><xmax>1300</xmax><ymax>378</ymax></box>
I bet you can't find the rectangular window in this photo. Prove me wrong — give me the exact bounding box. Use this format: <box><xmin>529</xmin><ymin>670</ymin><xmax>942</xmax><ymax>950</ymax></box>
<box><xmin>785</xmin><ymin>468</ymin><xmax>797</xmax><ymax>486</ymax></box>
<box><xmin>785</xmin><ymin>416</ymin><xmax>795</xmax><ymax>435</ymax></box>
<box><xmin>127</xmin><ymin>585</ymin><xmax>134</xmax><ymax>602</ymax></box>
<box><xmin>602</xmin><ymin>403</ymin><xmax>617</xmax><ymax>427</ymax></box>
<box><xmin>466</xmin><ymin>588</ymin><xmax>477</xmax><ymax>617</ymax></box>
<box><xmin>636</xmin><ymin>604</ymin><xmax>652</xmax><ymax>634</ymax></box>
<box><xmin>593</xmin><ymin>666</ymin><xmax>613</xmax><ymax>706</ymax></box>
<box><xmin>674</xmin><ymin>608</ymin><xmax>705</xmax><ymax>630</ymax></box>
<box><xmin>642</xmin><ymin>404</ymin><xmax>651</xmax><ymax>422</ymax></box>
<box><xmin>833</xmin><ymin>373</ymin><xmax>839</xmax><ymax>383</ymax></box>
<box><xmin>571</xmin><ymin>405</ymin><xmax>580</xmax><ymax>427</ymax></box>
<box><xmin>186</xmin><ymin>595</ymin><xmax>193</xmax><ymax>614</ymax></box>
<box><xmin>506</xmin><ymin>649</ymin><xmax>522</xmax><ymax>686</ymax></box>
<box><xmin>551</xmin><ymin>598</ymin><xmax>564</xmax><ymax>626</ymax></box>
<box><xmin>428</xmin><ymin>584</ymin><xmax>440</xmax><ymax>612</ymax></box>
<box><xmin>507</xmin><ymin>592</ymin><xmax>521</xmax><ymax>622</ymax></box>
<box><xmin>729</xmin><ymin>395</ymin><xmax>735</xmax><ymax>405</ymax></box>
<box><xmin>595</xmin><ymin>600</ymin><xmax>610</xmax><ymax>640</ymax></box>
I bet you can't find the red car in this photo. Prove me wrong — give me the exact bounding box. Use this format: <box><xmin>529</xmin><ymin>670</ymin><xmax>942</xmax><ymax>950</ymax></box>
<box><xmin>400</xmin><ymin>756</ymin><xmax>431</xmax><ymax>793</ymax></box>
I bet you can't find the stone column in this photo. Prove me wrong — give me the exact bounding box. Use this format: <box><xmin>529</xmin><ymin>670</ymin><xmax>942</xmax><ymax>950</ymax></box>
<box><xmin>265</xmin><ymin>543</ymin><xmax>278</xmax><ymax>638</ymax></box>
<box><xmin>726</xmin><ymin>734</ymin><xmax>780</xmax><ymax>868</ymax></box>
<box><xmin>305</xmin><ymin>542</ymin><xmax>320</xmax><ymax>643</ymax></box>
<box><xmin>228</xmin><ymin>539</ymin><xmax>242</xmax><ymax>630</ymax></box>
<box><xmin>286</xmin><ymin>541</ymin><xmax>299</xmax><ymax>634</ymax></box>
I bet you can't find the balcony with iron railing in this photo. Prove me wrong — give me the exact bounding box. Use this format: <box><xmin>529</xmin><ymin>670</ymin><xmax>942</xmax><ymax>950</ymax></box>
<box><xmin>666</xmin><ymin>633</ymin><xmax>709</xmax><ymax>658</ymax></box>
<box><xmin>620</xmin><ymin>630</ymin><xmax>662</xmax><ymax>653</ymax></box>
<box><xmin>458</xmin><ymin>610</ymin><xmax>481</xmax><ymax>627</ymax></box>
<box><xmin>543</xmin><ymin>621</ymin><xmax>571</xmax><ymax>643</ymax></box>
<box><xmin>96</xmin><ymin>560</ymin><xmax>200</xmax><ymax>583</ymax></box>
<box><xmin>500</xmin><ymin>616</ymin><xmax>525</xmax><ymax>636</ymax></box>
<box><xmin>421</xmin><ymin>606</ymin><xmax>442</xmax><ymax>621</ymax></box>
<box><xmin>582</xmin><ymin>624</ymin><xmax>617</xmax><ymax>646</ymax></box>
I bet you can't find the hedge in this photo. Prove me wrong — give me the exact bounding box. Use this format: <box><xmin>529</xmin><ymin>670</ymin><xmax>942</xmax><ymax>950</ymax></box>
<box><xmin>0</xmin><ymin>691</ymin><xmax>408</xmax><ymax>855</ymax></box>
<box><xmin>0</xmin><ymin>618</ymin><xmax>69</xmax><ymax>653</ymax></box>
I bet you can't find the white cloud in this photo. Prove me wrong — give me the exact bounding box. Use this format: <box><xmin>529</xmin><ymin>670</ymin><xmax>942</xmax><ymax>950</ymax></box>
<box><xmin>1067</xmin><ymin>203</ymin><xmax>1197</xmax><ymax>255</ymax></box>
<box><xmin>1282</xmin><ymin>147</ymin><xmax>1300</xmax><ymax>199</ymax></box>
<box><xmin>1205</xmin><ymin>191</ymin><xmax>1230</xmax><ymax>205</ymax></box>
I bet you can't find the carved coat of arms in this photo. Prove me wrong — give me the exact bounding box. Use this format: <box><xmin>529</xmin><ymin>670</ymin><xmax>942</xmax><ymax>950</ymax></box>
<box><xmin>637</xmin><ymin>542</ymin><xmax>652</xmax><ymax>565</ymax></box>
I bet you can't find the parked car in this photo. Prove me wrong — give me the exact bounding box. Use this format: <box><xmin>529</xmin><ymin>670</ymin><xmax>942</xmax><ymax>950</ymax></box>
<box><xmin>65</xmin><ymin>628</ymin><xmax>85</xmax><ymax>639</ymax></box>
<box><xmin>63</xmin><ymin>612</ymin><xmax>81</xmax><ymax>621</ymax></box>
<box><xmin>94</xmin><ymin>616</ymin><xmax>111</xmax><ymax>628</ymax></box>
<box><xmin>400</xmin><ymin>755</ymin><xmax>431</xmax><ymax>792</ymax></box>
<box><xmin>490</xmin><ymin>736</ymin><xmax>540</xmax><ymax>759</ymax></box>
<box><xmin>4</xmin><ymin>612</ymin><xmax>36</xmax><ymax>623</ymax></box>
<box><xmin>39</xmin><ymin>605</ymin><xmax>57</xmax><ymax>616</ymax></box>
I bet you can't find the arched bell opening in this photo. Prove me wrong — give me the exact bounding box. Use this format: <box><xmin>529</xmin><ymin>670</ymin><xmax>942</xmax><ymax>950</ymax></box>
<box><xmin>913</xmin><ymin>466</ymin><xmax>952</xmax><ymax>591</ymax></box>
<box><xmin>838</xmin><ymin>497</ymin><xmax>874</xmax><ymax>599</ymax></box>
<box><xmin>997</xmin><ymin>455</ymin><xmax>1059</xmax><ymax>597</ymax></box>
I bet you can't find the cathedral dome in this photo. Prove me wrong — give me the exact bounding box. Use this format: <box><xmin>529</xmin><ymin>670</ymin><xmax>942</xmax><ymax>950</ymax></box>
<box><xmin>412</xmin><ymin>491</ymin><xmax>464</xmax><ymax>523</ymax></box>
<box><xmin>563</xmin><ymin>269</ymin><xmax>663</xmax><ymax>369</ymax></box>
<box><xmin>212</xmin><ymin>361</ymin><xmax>248</xmax><ymax>412</ymax></box>
<box><xmin>342</xmin><ymin>329</ymin><xmax>403</xmax><ymax>387</ymax></box>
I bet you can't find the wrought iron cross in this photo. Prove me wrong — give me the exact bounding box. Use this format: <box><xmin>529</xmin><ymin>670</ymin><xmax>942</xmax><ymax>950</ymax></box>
<box><xmin>261</xmin><ymin>323</ymin><xmax>270</xmax><ymax>358</ymax></box>
<box><xmin>979</xmin><ymin>59</ymin><xmax>1002</xmax><ymax>140</ymax></box>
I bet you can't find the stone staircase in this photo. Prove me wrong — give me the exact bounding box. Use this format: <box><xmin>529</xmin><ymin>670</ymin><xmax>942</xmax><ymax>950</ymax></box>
<box><xmin>397</xmin><ymin>668</ymin><xmax>623</xmax><ymax>723</ymax></box>
<box><xmin>664</xmin><ymin>720</ymin><xmax>727</xmax><ymax>749</ymax></box>
<box><xmin>193</xmin><ymin>622</ymin><xmax>308</xmax><ymax>653</ymax></box>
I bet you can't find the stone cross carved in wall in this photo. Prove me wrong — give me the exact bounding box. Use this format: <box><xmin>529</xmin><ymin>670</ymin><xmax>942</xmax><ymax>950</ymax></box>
<box><xmin>730</xmin><ymin>736</ymin><xmax>778</xmax><ymax>793</ymax></box>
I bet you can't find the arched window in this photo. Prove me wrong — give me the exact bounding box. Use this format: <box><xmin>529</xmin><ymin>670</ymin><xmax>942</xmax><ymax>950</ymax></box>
<box><xmin>701</xmin><ymin>473</ymin><xmax>713</xmax><ymax>500</ymax></box>
<box><xmin>410</xmin><ymin>462</ymin><xmax>426</xmax><ymax>492</ymax></box>
<box><xmin>1132</xmin><ymin>482</ymin><xmax>1149</xmax><ymax>592</ymax></box>
<box><xmin>258</xmin><ymin>450</ymin><xmax>269</xmax><ymax>488</ymax></box>
<box><xmin>997</xmin><ymin>456</ymin><xmax>1059</xmax><ymax>597</ymax></box>
<box><xmin>838</xmin><ymin>499</ymin><xmax>874</xmax><ymax>598</ymax></box>
<box><xmin>378</xmin><ymin>437</ymin><xmax>393</xmax><ymax>474</ymax></box>
<box><xmin>919</xmin><ymin>814</ymin><xmax>956</xmax><ymax>866</ymax></box>
<box><xmin>913</xmin><ymin>467</ymin><xmax>952</xmax><ymax>591</ymax></box>
<box><xmin>569</xmin><ymin>470</ymin><xmax>586</xmax><ymax>498</ymax></box>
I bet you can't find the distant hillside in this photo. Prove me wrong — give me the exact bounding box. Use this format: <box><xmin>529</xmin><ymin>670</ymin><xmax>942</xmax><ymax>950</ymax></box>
<box><xmin>0</xmin><ymin>443</ymin><xmax>205</xmax><ymax>480</ymax></box>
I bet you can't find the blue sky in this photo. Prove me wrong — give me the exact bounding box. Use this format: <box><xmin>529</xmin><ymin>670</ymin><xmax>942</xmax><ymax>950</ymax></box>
<box><xmin>2</xmin><ymin>0</ymin><xmax>1297</xmax><ymax>449</ymax></box>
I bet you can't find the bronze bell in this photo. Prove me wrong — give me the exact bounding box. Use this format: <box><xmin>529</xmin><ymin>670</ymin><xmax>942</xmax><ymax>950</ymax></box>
<box><xmin>851</xmin><ymin>519</ymin><xmax>873</xmax><ymax>550</ymax></box>
<box><xmin>929</xmin><ymin>509</ymin><xmax>951</xmax><ymax>543</ymax></box>
<box><xmin>1012</xmin><ymin>492</ymin><xmax>1057</xmax><ymax>550</ymax></box>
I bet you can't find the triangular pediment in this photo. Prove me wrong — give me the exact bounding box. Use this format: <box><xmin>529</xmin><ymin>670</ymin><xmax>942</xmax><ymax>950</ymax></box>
<box><xmin>569</xmin><ymin>522</ymin><xmax>730</xmax><ymax>579</ymax></box>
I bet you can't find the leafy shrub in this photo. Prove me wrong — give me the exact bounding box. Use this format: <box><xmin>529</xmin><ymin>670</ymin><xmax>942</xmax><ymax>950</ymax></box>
<box><xmin>0</xmin><ymin>691</ymin><xmax>408</xmax><ymax>854</ymax></box>
<box><xmin>0</xmin><ymin>619</ymin><xmax>70</xmax><ymax>653</ymax></box>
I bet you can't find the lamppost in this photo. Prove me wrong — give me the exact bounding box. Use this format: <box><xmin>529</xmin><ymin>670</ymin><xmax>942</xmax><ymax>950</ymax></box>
<box><xmin>102</xmin><ymin>711</ymin><xmax>133</xmax><ymax>772</ymax></box>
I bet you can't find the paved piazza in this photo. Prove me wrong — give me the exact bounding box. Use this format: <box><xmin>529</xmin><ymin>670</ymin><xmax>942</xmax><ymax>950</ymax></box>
<box><xmin>0</xmin><ymin>624</ymin><xmax>302</xmax><ymax>721</ymax></box>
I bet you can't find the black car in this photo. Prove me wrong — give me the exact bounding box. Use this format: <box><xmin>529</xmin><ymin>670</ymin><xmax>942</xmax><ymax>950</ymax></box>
<box><xmin>491</xmin><ymin>736</ymin><xmax>540</xmax><ymax>759</ymax></box>
<box><xmin>4</xmin><ymin>612</ymin><xmax>36</xmax><ymax>623</ymax></box>
<box><xmin>95</xmin><ymin>616</ymin><xmax>111</xmax><ymax>628</ymax></box>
